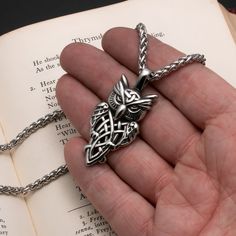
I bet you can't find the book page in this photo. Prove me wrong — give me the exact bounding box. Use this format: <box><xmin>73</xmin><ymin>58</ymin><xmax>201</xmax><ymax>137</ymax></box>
<box><xmin>0</xmin><ymin>126</ymin><xmax>36</xmax><ymax>236</ymax></box>
<box><xmin>0</xmin><ymin>0</ymin><xmax>235</xmax><ymax>235</ymax></box>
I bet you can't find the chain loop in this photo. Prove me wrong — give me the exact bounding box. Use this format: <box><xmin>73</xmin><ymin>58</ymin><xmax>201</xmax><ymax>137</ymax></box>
<box><xmin>150</xmin><ymin>54</ymin><xmax>206</xmax><ymax>81</ymax></box>
<box><xmin>0</xmin><ymin>110</ymin><xmax>65</xmax><ymax>152</ymax></box>
<box><xmin>0</xmin><ymin>110</ymin><xmax>66</xmax><ymax>197</ymax></box>
<box><xmin>0</xmin><ymin>164</ymin><xmax>68</xmax><ymax>196</ymax></box>
<box><xmin>136</xmin><ymin>23</ymin><xmax>206</xmax><ymax>83</ymax></box>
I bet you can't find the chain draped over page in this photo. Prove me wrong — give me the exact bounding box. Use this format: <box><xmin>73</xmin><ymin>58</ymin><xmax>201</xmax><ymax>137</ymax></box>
<box><xmin>0</xmin><ymin>110</ymin><xmax>68</xmax><ymax>196</ymax></box>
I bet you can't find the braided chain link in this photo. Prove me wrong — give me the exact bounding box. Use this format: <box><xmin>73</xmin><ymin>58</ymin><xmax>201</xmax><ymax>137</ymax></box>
<box><xmin>0</xmin><ymin>164</ymin><xmax>68</xmax><ymax>196</ymax></box>
<box><xmin>0</xmin><ymin>110</ymin><xmax>68</xmax><ymax>197</ymax></box>
<box><xmin>0</xmin><ymin>23</ymin><xmax>206</xmax><ymax>197</ymax></box>
<box><xmin>150</xmin><ymin>54</ymin><xmax>206</xmax><ymax>81</ymax></box>
<box><xmin>136</xmin><ymin>23</ymin><xmax>148</xmax><ymax>74</ymax></box>
<box><xmin>136</xmin><ymin>23</ymin><xmax>206</xmax><ymax>82</ymax></box>
<box><xmin>0</xmin><ymin>110</ymin><xmax>64</xmax><ymax>151</ymax></box>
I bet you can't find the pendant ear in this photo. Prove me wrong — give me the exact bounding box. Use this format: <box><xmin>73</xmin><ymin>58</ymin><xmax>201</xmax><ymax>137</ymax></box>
<box><xmin>141</xmin><ymin>94</ymin><xmax>158</xmax><ymax>108</ymax></box>
<box><xmin>114</xmin><ymin>74</ymin><xmax>129</xmax><ymax>95</ymax></box>
<box><xmin>143</xmin><ymin>94</ymin><xmax>158</xmax><ymax>101</ymax></box>
<box><xmin>120</xmin><ymin>74</ymin><xmax>129</xmax><ymax>89</ymax></box>
<box><xmin>131</xmin><ymin>94</ymin><xmax>158</xmax><ymax>110</ymax></box>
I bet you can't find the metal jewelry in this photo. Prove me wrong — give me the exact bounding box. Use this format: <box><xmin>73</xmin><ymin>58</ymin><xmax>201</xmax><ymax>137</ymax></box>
<box><xmin>85</xmin><ymin>23</ymin><xmax>206</xmax><ymax>166</ymax></box>
<box><xmin>0</xmin><ymin>23</ymin><xmax>206</xmax><ymax>196</ymax></box>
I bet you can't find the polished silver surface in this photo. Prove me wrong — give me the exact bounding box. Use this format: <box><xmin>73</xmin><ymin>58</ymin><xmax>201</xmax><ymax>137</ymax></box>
<box><xmin>135</xmin><ymin>68</ymin><xmax>152</xmax><ymax>91</ymax></box>
<box><xmin>85</xmin><ymin>75</ymin><xmax>156</xmax><ymax>166</ymax></box>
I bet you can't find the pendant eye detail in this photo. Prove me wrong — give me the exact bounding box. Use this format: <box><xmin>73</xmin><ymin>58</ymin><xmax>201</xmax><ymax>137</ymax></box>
<box><xmin>128</xmin><ymin>105</ymin><xmax>139</xmax><ymax>112</ymax></box>
<box><xmin>115</xmin><ymin>95</ymin><xmax>122</xmax><ymax>103</ymax></box>
<box><xmin>108</xmin><ymin>92</ymin><xmax>118</xmax><ymax>110</ymax></box>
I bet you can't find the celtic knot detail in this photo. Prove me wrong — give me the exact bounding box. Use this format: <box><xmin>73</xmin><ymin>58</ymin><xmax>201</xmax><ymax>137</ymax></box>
<box><xmin>85</xmin><ymin>74</ymin><xmax>157</xmax><ymax>166</ymax></box>
<box><xmin>85</xmin><ymin>102</ymin><xmax>139</xmax><ymax>166</ymax></box>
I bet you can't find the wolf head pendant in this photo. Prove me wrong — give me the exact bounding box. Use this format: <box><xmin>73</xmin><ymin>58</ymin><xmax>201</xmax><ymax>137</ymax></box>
<box><xmin>85</xmin><ymin>74</ymin><xmax>157</xmax><ymax>166</ymax></box>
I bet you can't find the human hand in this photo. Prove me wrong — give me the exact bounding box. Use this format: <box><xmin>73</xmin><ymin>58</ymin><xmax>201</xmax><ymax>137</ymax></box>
<box><xmin>56</xmin><ymin>27</ymin><xmax>236</xmax><ymax>236</ymax></box>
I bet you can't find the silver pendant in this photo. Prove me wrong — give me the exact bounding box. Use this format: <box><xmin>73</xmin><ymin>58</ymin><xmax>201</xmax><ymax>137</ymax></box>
<box><xmin>85</xmin><ymin>74</ymin><xmax>157</xmax><ymax>166</ymax></box>
<box><xmin>84</xmin><ymin>23</ymin><xmax>206</xmax><ymax>166</ymax></box>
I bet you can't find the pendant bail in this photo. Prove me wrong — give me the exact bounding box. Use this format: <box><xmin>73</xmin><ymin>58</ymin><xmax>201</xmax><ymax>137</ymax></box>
<box><xmin>135</xmin><ymin>68</ymin><xmax>152</xmax><ymax>92</ymax></box>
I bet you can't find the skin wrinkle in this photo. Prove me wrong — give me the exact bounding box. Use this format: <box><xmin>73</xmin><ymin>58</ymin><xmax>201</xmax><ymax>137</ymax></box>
<box><xmin>224</xmin><ymin>215</ymin><xmax>236</xmax><ymax>233</ymax></box>
<box><xmin>140</xmin><ymin>93</ymin><xmax>201</xmax><ymax>165</ymax></box>
<box><xmin>163</xmin><ymin>183</ymin><xmax>204</xmax><ymax>217</ymax></box>
<box><xmin>216</xmin><ymin>147</ymin><xmax>228</xmax><ymax>188</ymax></box>
<box><xmin>202</xmin><ymin>125</ymin><xmax>236</xmax><ymax>187</ymax></box>
<box><xmin>177</xmin><ymin>155</ymin><xmax>208</xmax><ymax>178</ymax></box>
<box><xmin>180</xmin><ymin>159</ymin><xmax>219</xmax><ymax>200</ymax></box>
<box><xmin>199</xmin><ymin>222</ymin><xmax>225</xmax><ymax>236</ymax></box>
<box><xmin>174</xmin><ymin>132</ymin><xmax>200</xmax><ymax>165</ymax></box>
<box><xmin>171</xmin><ymin>159</ymin><xmax>221</xmax><ymax>235</ymax></box>
<box><xmin>106</xmin><ymin>189</ymin><xmax>152</xmax><ymax>235</ymax></box>
<box><xmin>205</xmin><ymin>107</ymin><xmax>236</xmax><ymax>132</ymax></box>
<box><xmin>192</xmin><ymin>141</ymin><xmax>208</xmax><ymax>172</ymax></box>
<box><xmin>109</xmin><ymin>138</ymin><xmax>172</xmax><ymax>205</ymax></box>
<box><xmin>221</xmin><ymin>161</ymin><xmax>236</xmax><ymax>195</ymax></box>
<box><xmin>138</xmin><ymin>215</ymin><xmax>154</xmax><ymax>236</ymax></box>
<box><xmin>219</xmin><ymin>192</ymin><xmax>236</xmax><ymax>229</ymax></box>
<box><xmin>154</xmin><ymin>170</ymin><xmax>173</xmax><ymax>202</ymax></box>
<box><xmin>199</xmin><ymin>193</ymin><xmax>236</xmax><ymax>235</ymax></box>
<box><xmin>109</xmin><ymin>138</ymin><xmax>140</xmax><ymax>165</ymax></box>
<box><xmin>56</xmin><ymin>75</ymin><xmax>97</xmax><ymax>140</ymax></box>
<box><xmin>97</xmin><ymin>183</ymin><xmax>131</xmax><ymax>220</ymax></box>
<box><xmin>172</xmin><ymin>67</ymin><xmax>210</xmax><ymax>128</ymax></box>
<box><xmin>166</xmin><ymin>72</ymin><xmax>219</xmax><ymax>130</ymax></box>
<box><xmin>156</xmin><ymin>182</ymin><xmax>207</xmax><ymax>236</ymax></box>
<box><xmin>220</xmin><ymin>173</ymin><xmax>236</xmax><ymax>203</ymax></box>
<box><xmin>138</xmin><ymin>134</ymin><xmax>174</xmax><ymax>170</ymax></box>
<box><xmin>170</xmin><ymin>70</ymin><xmax>236</xmax><ymax>130</ymax></box>
<box><xmin>176</xmin><ymin>162</ymin><xmax>219</xmax><ymax>220</ymax></box>
<box><xmin>109</xmin><ymin>137</ymin><xmax>159</xmax><ymax>171</ymax></box>
<box><xmin>82</xmin><ymin>166</ymin><xmax>112</xmax><ymax>194</ymax></box>
<box><xmin>201</xmin><ymin>134</ymin><xmax>221</xmax><ymax>193</ymax></box>
<box><xmin>198</xmin><ymin>141</ymin><xmax>236</xmax><ymax>234</ymax></box>
<box><xmin>206</xmin><ymin>111</ymin><xmax>236</xmax><ymax>138</ymax></box>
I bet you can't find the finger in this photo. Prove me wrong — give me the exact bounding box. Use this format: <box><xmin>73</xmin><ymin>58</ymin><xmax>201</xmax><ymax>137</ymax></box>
<box><xmin>102</xmin><ymin>27</ymin><xmax>236</xmax><ymax>129</ymax></box>
<box><xmin>60</xmin><ymin>43</ymin><xmax>201</xmax><ymax>165</ymax></box>
<box><xmin>56</xmin><ymin>75</ymin><xmax>99</xmax><ymax>137</ymax></box>
<box><xmin>56</xmin><ymin>75</ymin><xmax>173</xmax><ymax>203</ymax></box>
<box><xmin>65</xmin><ymin>137</ymin><xmax>154</xmax><ymax>236</ymax></box>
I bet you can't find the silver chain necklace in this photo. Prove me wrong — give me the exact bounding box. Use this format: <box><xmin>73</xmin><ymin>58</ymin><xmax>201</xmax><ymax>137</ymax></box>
<box><xmin>0</xmin><ymin>23</ymin><xmax>205</xmax><ymax>196</ymax></box>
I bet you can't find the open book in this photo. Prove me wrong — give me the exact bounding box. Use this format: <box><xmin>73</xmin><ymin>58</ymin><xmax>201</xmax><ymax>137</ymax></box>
<box><xmin>0</xmin><ymin>0</ymin><xmax>235</xmax><ymax>235</ymax></box>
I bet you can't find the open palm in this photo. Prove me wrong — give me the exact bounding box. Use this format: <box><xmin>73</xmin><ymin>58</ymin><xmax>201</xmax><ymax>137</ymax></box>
<box><xmin>56</xmin><ymin>27</ymin><xmax>236</xmax><ymax>236</ymax></box>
